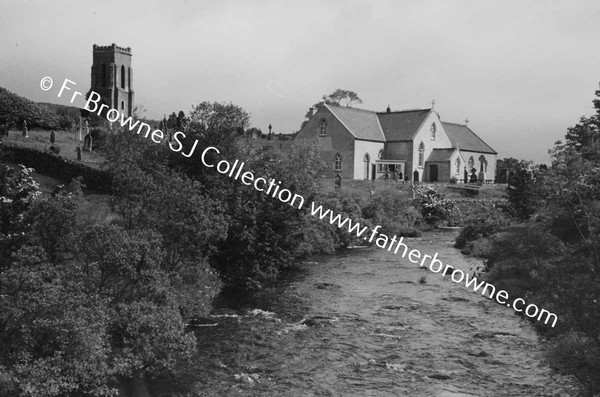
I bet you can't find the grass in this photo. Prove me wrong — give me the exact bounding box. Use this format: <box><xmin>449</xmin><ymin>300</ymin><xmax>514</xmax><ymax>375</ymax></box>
<box><xmin>320</xmin><ymin>178</ymin><xmax>507</xmax><ymax>202</ymax></box>
<box><xmin>2</xmin><ymin>128</ymin><xmax>105</xmax><ymax>168</ymax></box>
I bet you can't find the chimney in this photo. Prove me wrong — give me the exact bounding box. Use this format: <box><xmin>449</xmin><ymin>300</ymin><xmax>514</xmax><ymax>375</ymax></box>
<box><xmin>308</xmin><ymin>107</ymin><xmax>315</xmax><ymax>117</ymax></box>
<box><xmin>386</xmin><ymin>105</ymin><xmax>391</xmax><ymax>113</ymax></box>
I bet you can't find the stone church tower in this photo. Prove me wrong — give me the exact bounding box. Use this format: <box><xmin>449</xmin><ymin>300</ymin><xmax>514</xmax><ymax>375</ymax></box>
<box><xmin>90</xmin><ymin>43</ymin><xmax>134</xmax><ymax>117</ymax></box>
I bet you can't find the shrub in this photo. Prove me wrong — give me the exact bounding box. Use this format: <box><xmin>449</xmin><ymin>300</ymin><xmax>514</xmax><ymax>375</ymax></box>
<box><xmin>90</xmin><ymin>127</ymin><xmax>109</xmax><ymax>151</ymax></box>
<box><xmin>361</xmin><ymin>188</ymin><xmax>423</xmax><ymax>236</ymax></box>
<box><xmin>415</xmin><ymin>185</ymin><xmax>454</xmax><ymax>225</ymax></box>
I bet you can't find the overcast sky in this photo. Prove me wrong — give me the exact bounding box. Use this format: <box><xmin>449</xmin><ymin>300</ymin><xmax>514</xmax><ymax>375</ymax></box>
<box><xmin>1</xmin><ymin>0</ymin><xmax>600</xmax><ymax>163</ymax></box>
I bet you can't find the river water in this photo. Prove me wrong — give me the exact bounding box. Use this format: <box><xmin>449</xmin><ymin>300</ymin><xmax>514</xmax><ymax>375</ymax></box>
<box><xmin>187</xmin><ymin>230</ymin><xmax>580</xmax><ymax>396</ymax></box>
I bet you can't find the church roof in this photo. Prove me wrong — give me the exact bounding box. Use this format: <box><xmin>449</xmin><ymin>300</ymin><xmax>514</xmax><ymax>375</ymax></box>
<box><xmin>325</xmin><ymin>104</ymin><xmax>386</xmax><ymax>141</ymax></box>
<box><xmin>376</xmin><ymin>109</ymin><xmax>432</xmax><ymax>141</ymax></box>
<box><xmin>427</xmin><ymin>148</ymin><xmax>457</xmax><ymax>162</ymax></box>
<box><xmin>318</xmin><ymin>105</ymin><xmax>496</xmax><ymax>154</ymax></box>
<box><xmin>442</xmin><ymin>122</ymin><xmax>497</xmax><ymax>154</ymax></box>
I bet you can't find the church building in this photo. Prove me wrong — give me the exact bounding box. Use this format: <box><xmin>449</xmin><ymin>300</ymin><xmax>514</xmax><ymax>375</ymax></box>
<box><xmin>89</xmin><ymin>43</ymin><xmax>135</xmax><ymax>117</ymax></box>
<box><xmin>294</xmin><ymin>104</ymin><xmax>497</xmax><ymax>183</ymax></box>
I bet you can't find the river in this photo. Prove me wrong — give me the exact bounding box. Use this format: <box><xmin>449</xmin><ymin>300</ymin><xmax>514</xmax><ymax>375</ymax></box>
<box><xmin>185</xmin><ymin>230</ymin><xmax>580</xmax><ymax>396</ymax></box>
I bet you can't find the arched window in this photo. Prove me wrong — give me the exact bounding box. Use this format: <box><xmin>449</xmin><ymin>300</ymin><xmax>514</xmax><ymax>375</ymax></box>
<box><xmin>468</xmin><ymin>156</ymin><xmax>474</xmax><ymax>171</ymax></box>
<box><xmin>418</xmin><ymin>142</ymin><xmax>425</xmax><ymax>167</ymax></box>
<box><xmin>333</xmin><ymin>153</ymin><xmax>342</xmax><ymax>171</ymax></box>
<box><xmin>455</xmin><ymin>157</ymin><xmax>461</xmax><ymax>174</ymax></box>
<box><xmin>320</xmin><ymin>119</ymin><xmax>327</xmax><ymax>136</ymax></box>
<box><xmin>363</xmin><ymin>153</ymin><xmax>370</xmax><ymax>180</ymax></box>
<box><xmin>430</xmin><ymin>123</ymin><xmax>436</xmax><ymax>140</ymax></box>
<box><xmin>479</xmin><ymin>155</ymin><xmax>487</xmax><ymax>172</ymax></box>
<box><xmin>121</xmin><ymin>101</ymin><xmax>125</xmax><ymax>111</ymax></box>
<box><xmin>121</xmin><ymin>65</ymin><xmax>126</xmax><ymax>89</ymax></box>
<box><xmin>101</xmin><ymin>63</ymin><xmax>107</xmax><ymax>86</ymax></box>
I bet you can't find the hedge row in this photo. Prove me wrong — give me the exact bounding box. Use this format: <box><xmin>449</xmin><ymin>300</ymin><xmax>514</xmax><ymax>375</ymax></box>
<box><xmin>0</xmin><ymin>144</ymin><xmax>112</xmax><ymax>193</ymax></box>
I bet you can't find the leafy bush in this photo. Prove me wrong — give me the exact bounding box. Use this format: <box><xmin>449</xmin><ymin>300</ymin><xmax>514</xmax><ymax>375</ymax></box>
<box><xmin>361</xmin><ymin>188</ymin><xmax>423</xmax><ymax>236</ymax></box>
<box><xmin>415</xmin><ymin>185</ymin><xmax>454</xmax><ymax>225</ymax></box>
<box><xmin>506</xmin><ymin>162</ymin><xmax>541</xmax><ymax>220</ymax></box>
<box><xmin>547</xmin><ymin>332</ymin><xmax>600</xmax><ymax>393</ymax></box>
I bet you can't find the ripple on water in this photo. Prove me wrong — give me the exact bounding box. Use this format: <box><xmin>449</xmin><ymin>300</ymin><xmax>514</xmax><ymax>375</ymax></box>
<box><xmin>185</xmin><ymin>231</ymin><xmax>581</xmax><ymax>396</ymax></box>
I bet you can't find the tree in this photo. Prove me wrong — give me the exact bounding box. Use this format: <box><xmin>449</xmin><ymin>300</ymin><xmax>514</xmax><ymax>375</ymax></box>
<box><xmin>176</xmin><ymin>110</ymin><xmax>187</xmax><ymax>131</ymax></box>
<box><xmin>301</xmin><ymin>89</ymin><xmax>363</xmax><ymax>129</ymax></box>
<box><xmin>564</xmin><ymin>85</ymin><xmax>600</xmax><ymax>158</ymax></box>
<box><xmin>187</xmin><ymin>101</ymin><xmax>250</xmax><ymax>150</ymax></box>
<box><xmin>506</xmin><ymin>161</ymin><xmax>541</xmax><ymax>221</ymax></box>
<box><xmin>495</xmin><ymin>157</ymin><xmax>521</xmax><ymax>183</ymax></box>
<box><xmin>324</xmin><ymin>89</ymin><xmax>363</xmax><ymax>107</ymax></box>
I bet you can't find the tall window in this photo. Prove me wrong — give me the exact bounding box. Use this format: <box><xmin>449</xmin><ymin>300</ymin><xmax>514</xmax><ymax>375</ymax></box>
<box><xmin>430</xmin><ymin>123</ymin><xmax>436</xmax><ymax>140</ymax></box>
<box><xmin>121</xmin><ymin>65</ymin><xmax>126</xmax><ymax>89</ymax></box>
<box><xmin>121</xmin><ymin>101</ymin><xmax>125</xmax><ymax>111</ymax></box>
<box><xmin>468</xmin><ymin>156</ymin><xmax>474</xmax><ymax>171</ymax></box>
<box><xmin>378</xmin><ymin>149</ymin><xmax>384</xmax><ymax>172</ymax></box>
<box><xmin>101</xmin><ymin>63</ymin><xmax>107</xmax><ymax>86</ymax></box>
<box><xmin>455</xmin><ymin>157</ymin><xmax>461</xmax><ymax>174</ymax></box>
<box><xmin>363</xmin><ymin>153</ymin><xmax>370</xmax><ymax>180</ymax></box>
<box><xmin>334</xmin><ymin>153</ymin><xmax>342</xmax><ymax>171</ymax></box>
<box><xmin>418</xmin><ymin>142</ymin><xmax>424</xmax><ymax>167</ymax></box>
<box><xmin>320</xmin><ymin>119</ymin><xmax>327</xmax><ymax>136</ymax></box>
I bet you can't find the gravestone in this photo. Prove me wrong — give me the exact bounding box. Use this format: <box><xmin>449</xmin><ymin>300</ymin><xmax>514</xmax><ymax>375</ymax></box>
<box><xmin>83</xmin><ymin>133</ymin><xmax>93</xmax><ymax>152</ymax></box>
<box><xmin>478</xmin><ymin>171</ymin><xmax>486</xmax><ymax>186</ymax></box>
<box><xmin>334</xmin><ymin>173</ymin><xmax>342</xmax><ymax>190</ymax></box>
<box><xmin>50</xmin><ymin>130</ymin><xmax>55</xmax><ymax>143</ymax></box>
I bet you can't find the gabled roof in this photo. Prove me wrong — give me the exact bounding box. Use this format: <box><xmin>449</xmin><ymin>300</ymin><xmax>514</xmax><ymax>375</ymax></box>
<box><xmin>376</xmin><ymin>109</ymin><xmax>432</xmax><ymax>141</ymax></box>
<box><xmin>442</xmin><ymin>121</ymin><xmax>497</xmax><ymax>154</ymax></box>
<box><xmin>317</xmin><ymin>104</ymin><xmax>497</xmax><ymax>155</ymax></box>
<box><xmin>325</xmin><ymin>104</ymin><xmax>385</xmax><ymax>141</ymax></box>
<box><xmin>427</xmin><ymin>148</ymin><xmax>457</xmax><ymax>162</ymax></box>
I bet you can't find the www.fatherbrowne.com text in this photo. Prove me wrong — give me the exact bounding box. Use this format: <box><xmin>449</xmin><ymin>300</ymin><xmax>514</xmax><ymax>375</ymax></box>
<box><xmin>44</xmin><ymin>76</ymin><xmax>558</xmax><ymax>328</ymax></box>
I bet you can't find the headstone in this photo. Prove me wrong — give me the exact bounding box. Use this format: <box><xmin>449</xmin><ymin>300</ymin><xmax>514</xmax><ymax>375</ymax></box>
<box><xmin>83</xmin><ymin>133</ymin><xmax>93</xmax><ymax>152</ymax></box>
<box><xmin>334</xmin><ymin>173</ymin><xmax>342</xmax><ymax>190</ymax></box>
<box><xmin>478</xmin><ymin>171</ymin><xmax>486</xmax><ymax>186</ymax></box>
<box><xmin>50</xmin><ymin>130</ymin><xmax>55</xmax><ymax>143</ymax></box>
<box><xmin>76</xmin><ymin>145</ymin><xmax>82</xmax><ymax>161</ymax></box>
<box><xmin>22</xmin><ymin>120</ymin><xmax>28</xmax><ymax>137</ymax></box>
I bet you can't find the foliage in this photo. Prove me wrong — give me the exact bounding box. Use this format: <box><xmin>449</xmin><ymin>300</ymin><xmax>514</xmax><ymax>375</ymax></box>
<box><xmin>495</xmin><ymin>157</ymin><xmax>521</xmax><ymax>183</ymax></box>
<box><xmin>361</xmin><ymin>188</ymin><xmax>423</xmax><ymax>236</ymax></box>
<box><xmin>462</xmin><ymin>83</ymin><xmax>600</xmax><ymax>394</ymax></box>
<box><xmin>547</xmin><ymin>332</ymin><xmax>600</xmax><ymax>393</ymax></box>
<box><xmin>322</xmin><ymin>89</ymin><xmax>363</xmax><ymax>107</ymax></box>
<box><xmin>506</xmin><ymin>161</ymin><xmax>541</xmax><ymax>220</ymax></box>
<box><xmin>90</xmin><ymin>127</ymin><xmax>110</xmax><ymax>151</ymax></box>
<box><xmin>301</xmin><ymin>89</ymin><xmax>363</xmax><ymax>128</ymax></box>
<box><xmin>187</xmin><ymin>101</ymin><xmax>250</xmax><ymax>152</ymax></box>
<box><xmin>0</xmin><ymin>163</ymin><xmax>42</xmax><ymax>269</ymax></box>
<box><xmin>0</xmin><ymin>87</ymin><xmax>75</xmax><ymax>131</ymax></box>
<box><xmin>415</xmin><ymin>185</ymin><xmax>454</xmax><ymax>225</ymax></box>
<box><xmin>209</xmin><ymin>142</ymin><xmax>330</xmax><ymax>291</ymax></box>
<box><xmin>453</xmin><ymin>201</ymin><xmax>510</xmax><ymax>253</ymax></box>
<box><xmin>0</xmin><ymin>145</ymin><xmax>112</xmax><ymax>193</ymax></box>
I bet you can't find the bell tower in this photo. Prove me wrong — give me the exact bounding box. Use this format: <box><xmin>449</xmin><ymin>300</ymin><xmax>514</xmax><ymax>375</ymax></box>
<box><xmin>90</xmin><ymin>43</ymin><xmax>135</xmax><ymax>117</ymax></box>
